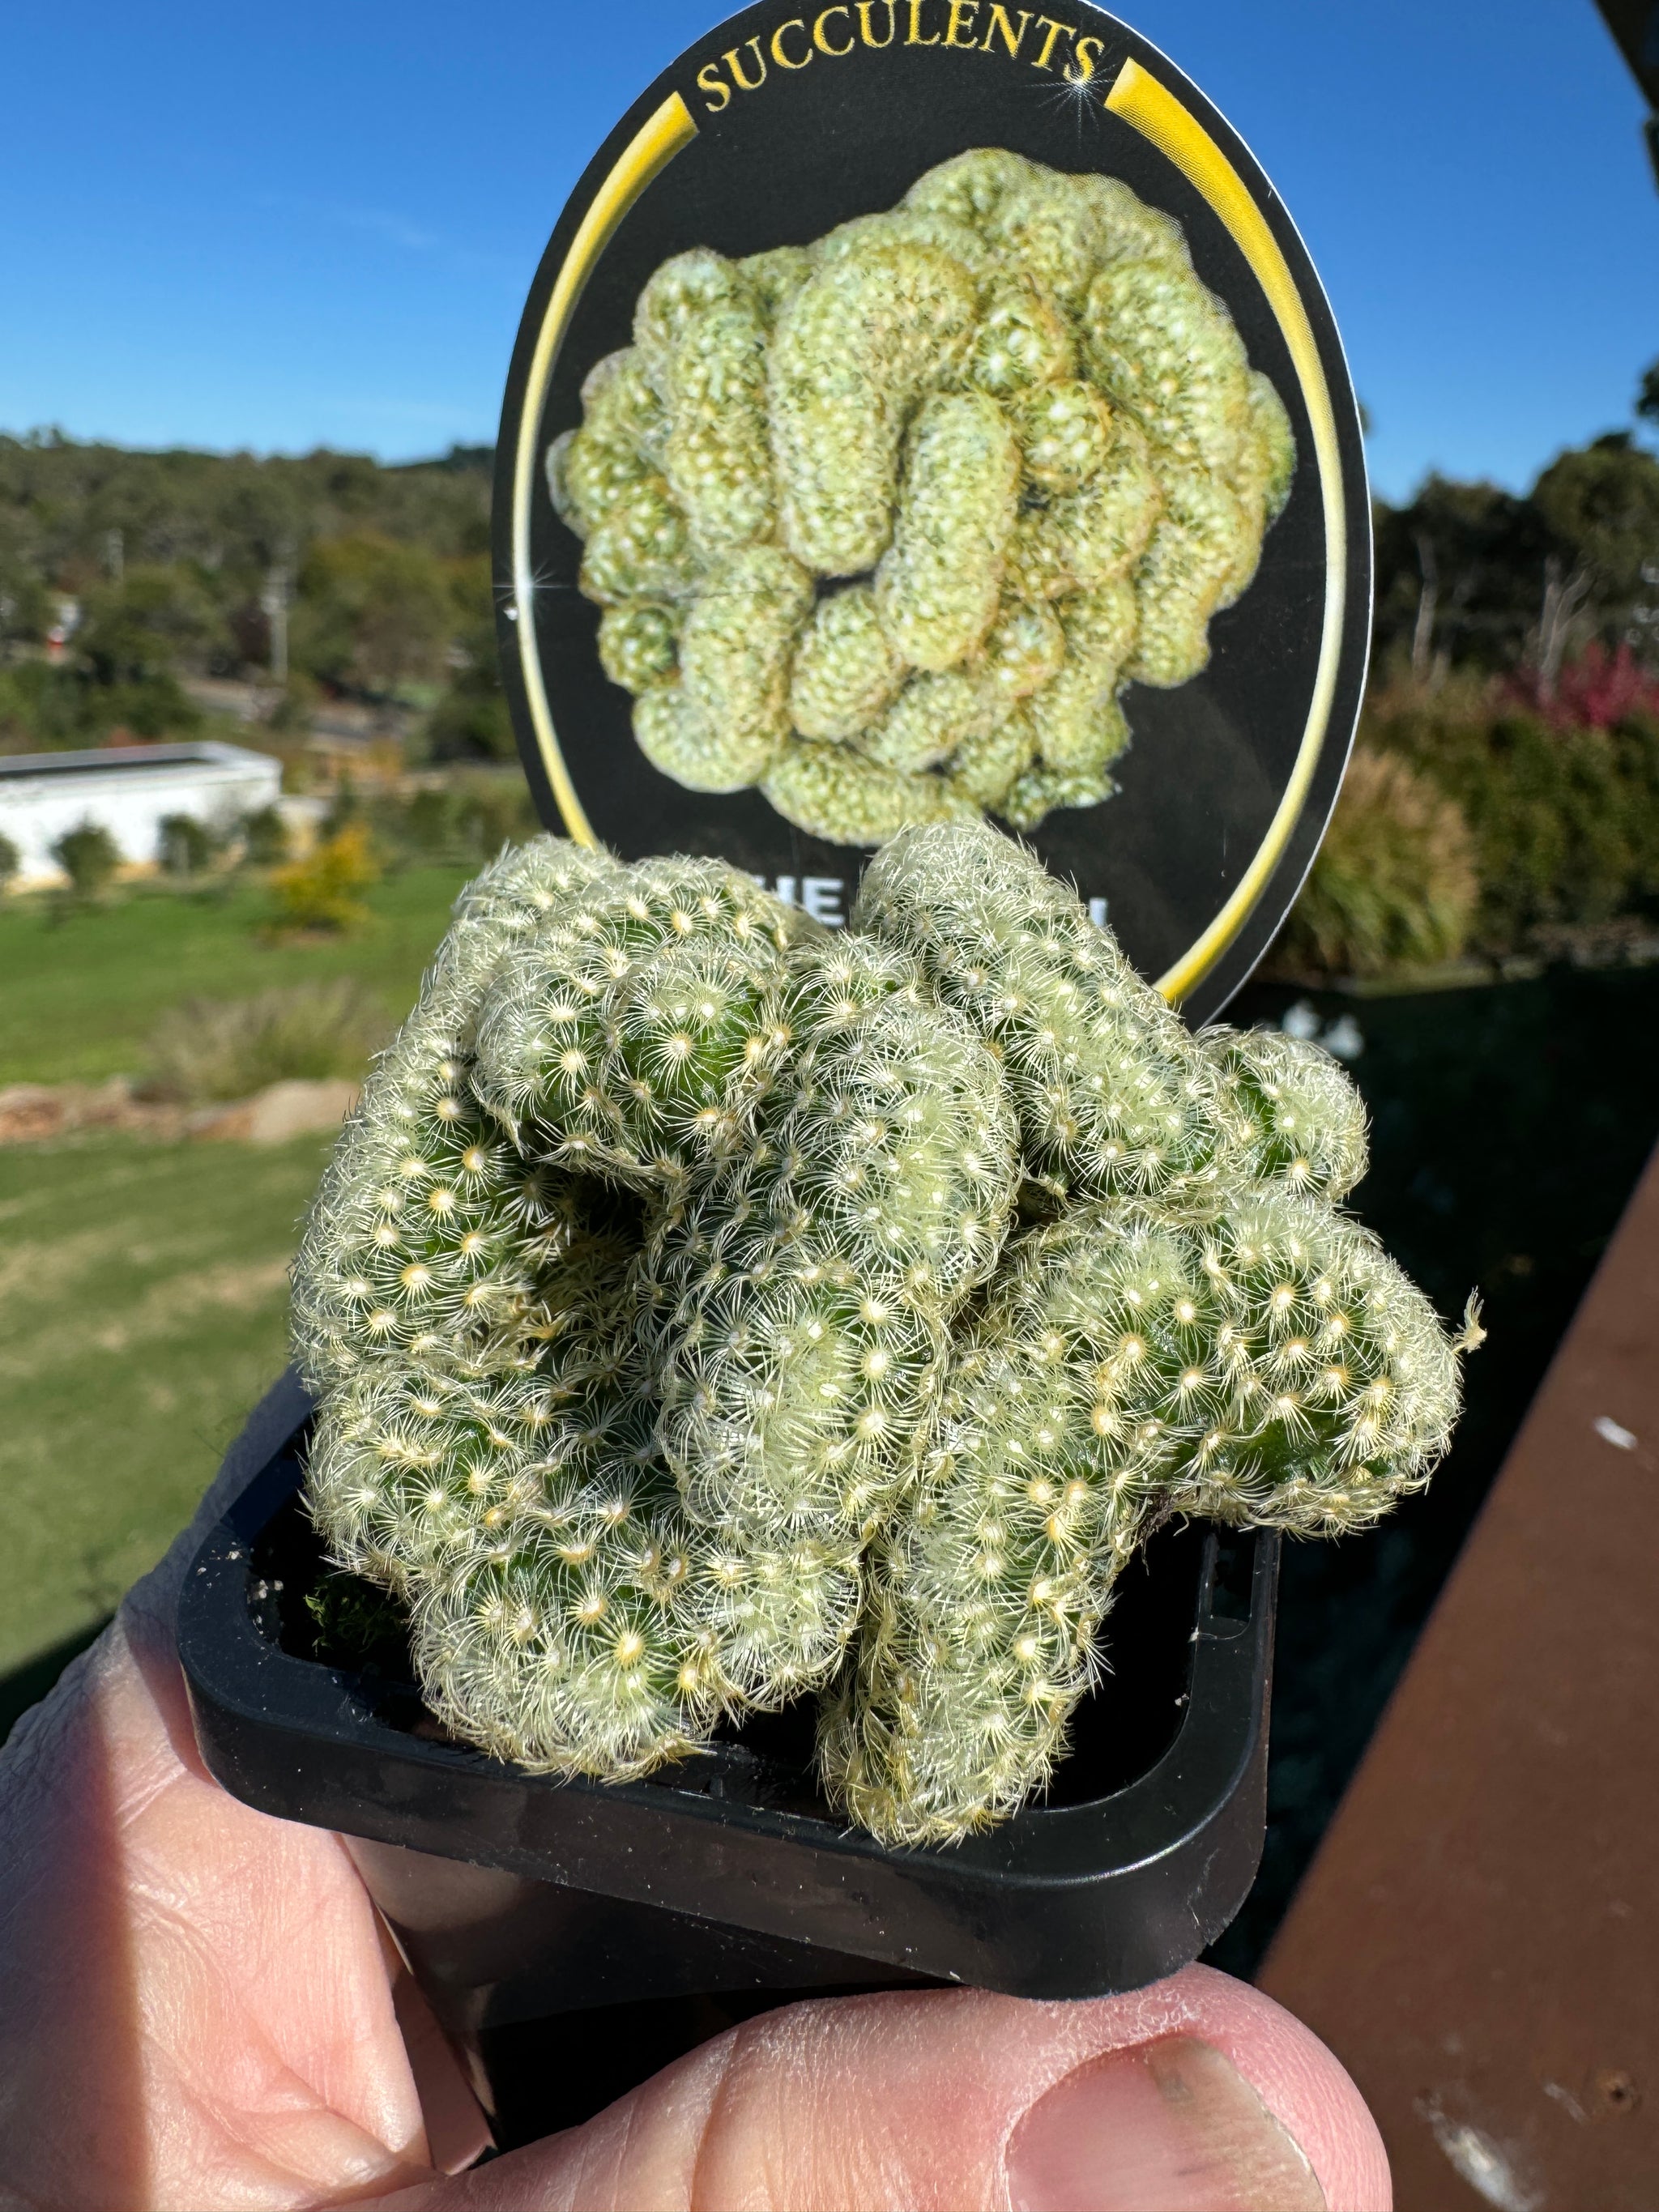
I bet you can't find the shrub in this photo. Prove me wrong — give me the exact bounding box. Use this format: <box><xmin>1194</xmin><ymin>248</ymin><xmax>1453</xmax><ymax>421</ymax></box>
<box><xmin>0</xmin><ymin>829</ymin><xmax>19</xmax><ymax>890</ymax></box>
<box><xmin>157</xmin><ymin>812</ymin><xmax>215</xmax><ymax>876</ymax></box>
<box><xmin>266</xmin><ymin>673</ymin><xmax>320</xmax><ymax>735</ymax></box>
<box><xmin>1508</xmin><ymin>643</ymin><xmax>1659</xmax><ymax>734</ymax></box>
<box><xmin>239</xmin><ymin>804</ymin><xmax>289</xmax><ymax>865</ymax></box>
<box><xmin>375</xmin><ymin>777</ymin><xmax>539</xmax><ymax>863</ymax></box>
<box><xmin>145</xmin><ymin>978</ymin><xmax>391</xmax><ymax>1103</ymax></box>
<box><xmin>399</xmin><ymin>786</ymin><xmax>454</xmax><ymax>855</ymax></box>
<box><xmin>1273</xmin><ymin>745</ymin><xmax>1478</xmax><ymax>978</ymax></box>
<box><xmin>1380</xmin><ymin>705</ymin><xmax>1650</xmax><ymax>945</ymax></box>
<box><xmin>450</xmin><ymin>776</ymin><xmax>538</xmax><ymax>856</ymax></box>
<box><xmin>1610</xmin><ymin>710</ymin><xmax>1659</xmax><ymax>906</ymax></box>
<box><xmin>267</xmin><ymin>823</ymin><xmax>380</xmax><ymax>934</ymax></box>
<box><xmin>422</xmin><ymin>676</ymin><xmax>514</xmax><ymax>763</ymax></box>
<box><xmin>51</xmin><ymin>820</ymin><xmax>121</xmax><ymax>898</ymax></box>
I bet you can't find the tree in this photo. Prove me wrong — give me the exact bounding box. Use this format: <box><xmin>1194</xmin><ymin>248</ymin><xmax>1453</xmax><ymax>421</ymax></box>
<box><xmin>291</xmin><ymin>533</ymin><xmax>453</xmax><ymax>695</ymax></box>
<box><xmin>0</xmin><ymin>511</ymin><xmax>51</xmax><ymax>649</ymax></box>
<box><xmin>1371</xmin><ymin>476</ymin><xmax>1552</xmax><ymax>678</ymax></box>
<box><xmin>0</xmin><ymin>662</ymin><xmax>91</xmax><ymax>752</ymax></box>
<box><xmin>0</xmin><ymin>433</ymin><xmax>490</xmax><ymax>587</ymax></box>
<box><xmin>1373</xmin><ymin>440</ymin><xmax>1659</xmax><ymax>687</ymax></box>
<box><xmin>1638</xmin><ymin>359</ymin><xmax>1659</xmax><ymax>430</ymax></box>
<box><xmin>420</xmin><ymin>554</ymin><xmax>514</xmax><ymax>761</ymax></box>
<box><xmin>1533</xmin><ymin>437</ymin><xmax>1659</xmax><ymax>649</ymax></box>
<box><xmin>75</xmin><ymin>565</ymin><xmax>210</xmax><ymax>686</ymax></box>
<box><xmin>0</xmin><ymin>433</ymin><xmax>492</xmax><ymax>697</ymax></box>
<box><xmin>61</xmin><ymin>565</ymin><xmax>207</xmax><ymax>741</ymax></box>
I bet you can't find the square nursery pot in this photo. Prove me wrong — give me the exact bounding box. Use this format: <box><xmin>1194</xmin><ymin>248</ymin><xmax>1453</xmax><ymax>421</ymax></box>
<box><xmin>179</xmin><ymin>1412</ymin><xmax>1279</xmax><ymax>2147</ymax></box>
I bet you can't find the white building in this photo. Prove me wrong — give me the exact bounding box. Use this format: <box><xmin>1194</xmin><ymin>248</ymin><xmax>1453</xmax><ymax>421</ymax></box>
<box><xmin>0</xmin><ymin>741</ymin><xmax>284</xmax><ymax>888</ymax></box>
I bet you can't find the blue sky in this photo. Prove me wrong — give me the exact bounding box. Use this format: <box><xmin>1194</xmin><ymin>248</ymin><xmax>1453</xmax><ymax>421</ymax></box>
<box><xmin>1</xmin><ymin>1</ymin><xmax>1653</xmax><ymax>503</ymax></box>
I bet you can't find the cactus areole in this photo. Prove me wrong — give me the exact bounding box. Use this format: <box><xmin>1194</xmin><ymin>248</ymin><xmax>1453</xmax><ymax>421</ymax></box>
<box><xmin>493</xmin><ymin>1</ymin><xmax>1373</xmax><ymax>1025</ymax></box>
<box><xmin>292</xmin><ymin>826</ymin><xmax>1475</xmax><ymax>1848</ymax></box>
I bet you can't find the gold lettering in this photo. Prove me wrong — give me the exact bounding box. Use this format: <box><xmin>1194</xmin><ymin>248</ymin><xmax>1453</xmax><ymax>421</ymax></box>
<box><xmin>857</xmin><ymin>0</ymin><xmax>898</xmax><ymax>45</ymax></box>
<box><xmin>723</xmin><ymin>36</ymin><xmax>768</xmax><ymax>90</ymax></box>
<box><xmin>979</xmin><ymin>4</ymin><xmax>1030</xmax><ymax>55</ymax></box>
<box><xmin>907</xmin><ymin>0</ymin><xmax>941</xmax><ymax>45</ymax></box>
<box><xmin>772</xmin><ymin>18</ymin><xmax>813</xmax><ymax>66</ymax></box>
<box><xmin>814</xmin><ymin>4</ymin><xmax>855</xmax><ymax>53</ymax></box>
<box><xmin>696</xmin><ymin>60</ymin><xmax>732</xmax><ymax>111</ymax></box>
<box><xmin>1064</xmin><ymin>31</ymin><xmax>1102</xmax><ymax>82</ymax></box>
<box><xmin>1030</xmin><ymin>13</ymin><xmax>1072</xmax><ymax>67</ymax></box>
<box><xmin>945</xmin><ymin>0</ymin><xmax>980</xmax><ymax>43</ymax></box>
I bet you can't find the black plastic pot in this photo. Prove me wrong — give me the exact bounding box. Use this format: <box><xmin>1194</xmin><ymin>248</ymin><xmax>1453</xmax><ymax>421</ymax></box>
<box><xmin>179</xmin><ymin>1414</ymin><xmax>1279</xmax><ymax>2146</ymax></box>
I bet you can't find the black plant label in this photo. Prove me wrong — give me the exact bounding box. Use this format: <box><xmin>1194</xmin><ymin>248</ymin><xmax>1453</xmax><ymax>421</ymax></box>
<box><xmin>493</xmin><ymin>1</ymin><xmax>1370</xmax><ymax>1025</ymax></box>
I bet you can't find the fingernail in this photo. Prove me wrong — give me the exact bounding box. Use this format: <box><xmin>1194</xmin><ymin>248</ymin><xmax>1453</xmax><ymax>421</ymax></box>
<box><xmin>1007</xmin><ymin>2035</ymin><xmax>1327</xmax><ymax>2212</ymax></box>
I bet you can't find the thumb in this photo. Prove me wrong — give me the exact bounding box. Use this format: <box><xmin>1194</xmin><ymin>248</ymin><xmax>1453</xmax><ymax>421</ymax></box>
<box><xmin>369</xmin><ymin>1965</ymin><xmax>1388</xmax><ymax>2212</ymax></box>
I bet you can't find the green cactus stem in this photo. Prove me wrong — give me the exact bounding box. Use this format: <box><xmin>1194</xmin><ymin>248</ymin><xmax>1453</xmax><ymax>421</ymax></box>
<box><xmin>822</xmin><ymin>1189</ymin><xmax>1459</xmax><ymax>1844</ymax></box>
<box><xmin>294</xmin><ymin>822</ymin><xmax>1472</xmax><ymax>1843</ymax></box>
<box><xmin>647</xmin><ymin>938</ymin><xmax>1020</xmax><ymax>1549</ymax></box>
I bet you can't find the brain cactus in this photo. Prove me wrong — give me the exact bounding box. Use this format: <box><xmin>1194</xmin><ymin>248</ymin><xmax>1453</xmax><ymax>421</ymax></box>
<box><xmin>548</xmin><ymin>149</ymin><xmax>1294</xmax><ymax>847</ymax></box>
<box><xmin>293</xmin><ymin>824</ymin><xmax>1473</xmax><ymax>1845</ymax></box>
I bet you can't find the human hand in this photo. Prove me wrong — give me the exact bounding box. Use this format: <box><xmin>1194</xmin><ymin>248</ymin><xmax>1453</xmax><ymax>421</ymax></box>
<box><xmin>0</xmin><ymin>1376</ymin><xmax>1389</xmax><ymax>2211</ymax></box>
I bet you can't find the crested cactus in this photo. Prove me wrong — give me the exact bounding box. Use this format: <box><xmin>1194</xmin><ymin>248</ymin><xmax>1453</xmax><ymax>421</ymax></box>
<box><xmin>294</xmin><ymin>822</ymin><xmax>1473</xmax><ymax>1842</ymax></box>
<box><xmin>549</xmin><ymin>149</ymin><xmax>1295</xmax><ymax>846</ymax></box>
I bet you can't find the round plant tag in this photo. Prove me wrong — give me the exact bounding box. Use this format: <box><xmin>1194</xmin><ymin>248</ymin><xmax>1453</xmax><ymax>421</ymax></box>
<box><xmin>493</xmin><ymin>1</ymin><xmax>1370</xmax><ymax>1023</ymax></box>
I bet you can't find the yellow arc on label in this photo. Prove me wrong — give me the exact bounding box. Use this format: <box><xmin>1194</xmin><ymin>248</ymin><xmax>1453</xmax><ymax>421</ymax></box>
<box><xmin>512</xmin><ymin>92</ymin><xmax>699</xmax><ymax>850</ymax></box>
<box><xmin>1105</xmin><ymin>58</ymin><xmax>1348</xmax><ymax>1001</ymax></box>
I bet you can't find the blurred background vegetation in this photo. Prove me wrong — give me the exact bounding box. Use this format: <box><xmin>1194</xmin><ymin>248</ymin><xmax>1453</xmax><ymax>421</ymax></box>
<box><xmin>0</xmin><ymin>434</ymin><xmax>507</xmax><ymax>767</ymax></box>
<box><xmin>4</xmin><ymin>380</ymin><xmax>1659</xmax><ymax>979</ymax></box>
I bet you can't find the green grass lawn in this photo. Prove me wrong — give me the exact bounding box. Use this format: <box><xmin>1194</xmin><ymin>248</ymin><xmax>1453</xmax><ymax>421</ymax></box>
<box><xmin>0</xmin><ymin>861</ymin><xmax>473</xmax><ymax>1714</ymax></box>
<box><xmin>0</xmin><ymin>1133</ymin><xmax>333</xmax><ymax>1676</ymax></box>
<box><xmin>0</xmin><ymin>863</ymin><xmax>473</xmax><ymax>1085</ymax></box>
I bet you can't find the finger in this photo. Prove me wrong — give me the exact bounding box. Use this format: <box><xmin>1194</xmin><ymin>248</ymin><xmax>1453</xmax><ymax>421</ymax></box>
<box><xmin>388</xmin><ymin>1952</ymin><xmax>495</xmax><ymax>2178</ymax></box>
<box><xmin>0</xmin><ymin>1590</ymin><xmax>438</xmax><ymax>2207</ymax></box>
<box><xmin>369</xmin><ymin>1964</ymin><xmax>1388</xmax><ymax>2212</ymax></box>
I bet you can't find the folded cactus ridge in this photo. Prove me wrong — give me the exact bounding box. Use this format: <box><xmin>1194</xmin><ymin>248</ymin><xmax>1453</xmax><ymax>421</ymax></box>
<box><xmin>295</xmin><ymin>824</ymin><xmax>1465</xmax><ymax>1843</ymax></box>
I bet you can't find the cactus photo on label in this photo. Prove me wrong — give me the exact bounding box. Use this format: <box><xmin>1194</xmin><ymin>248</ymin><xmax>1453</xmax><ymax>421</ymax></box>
<box><xmin>548</xmin><ymin>151</ymin><xmax>1294</xmax><ymax>848</ymax></box>
<box><xmin>292</xmin><ymin>823</ymin><xmax>1473</xmax><ymax>1847</ymax></box>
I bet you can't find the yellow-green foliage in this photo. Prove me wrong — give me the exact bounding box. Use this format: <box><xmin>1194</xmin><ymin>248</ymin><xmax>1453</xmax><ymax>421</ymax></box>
<box><xmin>551</xmin><ymin>150</ymin><xmax>1294</xmax><ymax>846</ymax></box>
<box><xmin>268</xmin><ymin>823</ymin><xmax>381</xmax><ymax>935</ymax></box>
<box><xmin>294</xmin><ymin>825</ymin><xmax>1468</xmax><ymax>1843</ymax></box>
<box><xmin>1277</xmin><ymin>744</ymin><xmax>1479</xmax><ymax>978</ymax></box>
